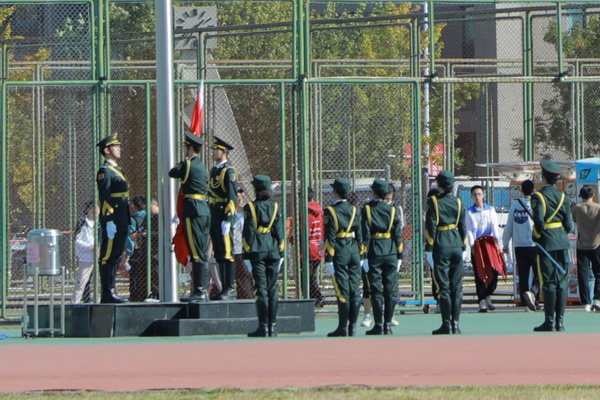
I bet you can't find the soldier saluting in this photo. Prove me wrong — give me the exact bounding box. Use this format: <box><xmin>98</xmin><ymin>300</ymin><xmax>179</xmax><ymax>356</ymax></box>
<box><xmin>208</xmin><ymin>137</ymin><xmax>238</xmax><ymax>300</ymax></box>
<box><xmin>96</xmin><ymin>132</ymin><xmax>130</xmax><ymax>303</ymax></box>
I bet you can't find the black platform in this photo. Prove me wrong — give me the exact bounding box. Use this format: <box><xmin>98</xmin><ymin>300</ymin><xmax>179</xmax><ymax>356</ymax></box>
<box><xmin>25</xmin><ymin>299</ymin><xmax>315</xmax><ymax>337</ymax></box>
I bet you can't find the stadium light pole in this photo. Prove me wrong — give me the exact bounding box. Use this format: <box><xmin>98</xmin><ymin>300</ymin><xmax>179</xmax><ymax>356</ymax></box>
<box><xmin>156</xmin><ymin>0</ymin><xmax>179</xmax><ymax>302</ymax></box>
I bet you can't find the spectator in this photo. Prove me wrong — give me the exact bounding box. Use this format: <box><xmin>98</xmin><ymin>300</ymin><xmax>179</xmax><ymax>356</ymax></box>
<box><xmin>307</xmin><ymin>187</ymin><xmax>325</xmax><ymax>307</ymax></box>
<box><xmin>571</xmin><ymin>185</ymin><xmax>600</xmax><ymax>312</ymax></box>
<box><xmin>502</xmin><ymin>180</ymin><xmax>540</xmax><ymax>312</ymax></box>
<box><xmin>71</xmin><ymin>201</ymin><xmax>99</xmax><ymax>304</ymax></box>
<box><xmin>466</xmin><ymin>185</ymin><xmax>502</xmax><ymax>312</ymax></box>
<box><xmin>234</xmin><ymin>188</ymin><xmax>254</xmax><ymax>299</ymax></box>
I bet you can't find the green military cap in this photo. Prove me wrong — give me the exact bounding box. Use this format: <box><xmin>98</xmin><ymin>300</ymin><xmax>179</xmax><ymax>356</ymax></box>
<box><xmin>540</xmin><ymin>160</ymin><xmax>562</xmax><ymax>175</ymax></box>
<box><xmin>252</xmin><ymin>175</ymin><xmax>271</xmax><ymax>191</ymax></box>
<box><xmin>331</xmin><ymin>178</ymin><xmax>351</xmax><ymax>195</ymax></box>
<box><xmin>211</xmin><ymin>136</ymin><xmax>234</xmax><ymax>151</ymax></box>
<box><xmin>96</xmin><ymin>132</ymin><xmax>120</xmax><ymax>155</ymax></box>
<box><xmin>436</xmin><ymin>170</ymin><xmax>455</xmax><ymax>188</ymax></box>
<box><xmin>371</xmin><ymin>178</ymin><xmax>389</xmax><ymax>196</ymax></box>
<box><xmin>184</xmin><ymin>131</ymin><xmax>205</xmax><ymax>146</ymax></box>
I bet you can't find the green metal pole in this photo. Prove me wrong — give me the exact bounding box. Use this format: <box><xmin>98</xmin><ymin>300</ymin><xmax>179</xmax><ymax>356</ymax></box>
<box><xmin>145</xmin><ymin>82</ymin><xmax>152</xmax><ymax>296</ymax></box>
<box><xmin>104</xmin><ymin>0</ymin><xmax>112</xmax><ymax>134</ymax></box>
<box><xmin>557</xmin><ymin>2</ymin><xmax>564</xmax><ymax>77</ymax></box>
<box><xmin>428</xmin><ymin>1</ymin><xmax>435</xmax><ymax>78</ymax></box>
<box><xmin>280</xmin><ymin>82</ymin><xmax>288</xmax><ymax>299</ymax></box>
<box><xmin>1</xmin><ymin>61</ymin><xmax>7</xmax><ymax>318</ymax></box>
<box><xmin>412</xmin><ymin>79</ymin><xmax>423</xmax><ymax>307</ymax></box>
<box><xmin>523</xmin><ymin>12</ymin><xmax>533</xmax><ymax>161</ymax></box>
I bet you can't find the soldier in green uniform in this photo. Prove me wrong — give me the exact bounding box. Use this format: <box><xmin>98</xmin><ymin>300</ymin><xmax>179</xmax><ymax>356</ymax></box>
<box><xmin>425</xmin><ymin>170</ymin><xmax>467</xmax><ymax>334</ymax></box>
<box><xmin>96</xmin><ymin>132</ymin><xmax>130</xmax><ymax>303</ymax></box>
<box><xmin>324</xmin><ymin>178</ymin><xmax>363</xmax><ymax>337</ymax></box>
<box><xmin>243</xmin><ymin>175</ymin><xmax>285</xmax><ymax>337</ymax></box>
<box><xmin>361</xmin><ymin>179</ymin><xmax>403</xmax><ymax>335</ymax></box>
<box><xmin>169</xmin><ymin>131</ymin><xmax>211</xmax><ymax>301</ymax></box>
<box><xmin>208</xmin><ymin>137</ymin><xmax>238</xmax><ymax>300</ymax></box>
<box><xmin>532</xmin><ymin>160</ymin><xmax>573</xmax><ymax>332</ymax></box>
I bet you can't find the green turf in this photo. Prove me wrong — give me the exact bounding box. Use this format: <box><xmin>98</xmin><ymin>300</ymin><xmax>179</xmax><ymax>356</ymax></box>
<box><xmin>1</xmin><ymin>304</ymin><xmax>599</xmax><ymax>345</ymax></box>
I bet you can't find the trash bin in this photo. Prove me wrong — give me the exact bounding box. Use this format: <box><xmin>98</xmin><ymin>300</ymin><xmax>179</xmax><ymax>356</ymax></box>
<box><xmin>26</xmin><ymin>229</ymin><xmax>62</xmax><ymax>276</ymax></box>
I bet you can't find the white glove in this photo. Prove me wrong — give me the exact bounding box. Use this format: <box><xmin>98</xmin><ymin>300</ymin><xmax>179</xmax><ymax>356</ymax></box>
<box><xmin>362</xmin><ymin>260</ymin><xmax>369</xmax><ymax>273</ymax></box>
<box><xmin>106</xmin><ymin>221</ymin><xmax>116</xmax><ymax>239</ymax></box>
<box><xmin>278</xmin><ymin>258</ymin><xmax>284</xmax><ymax>272</ymax></box>
<box><xmin>325</xmin><ymin>262</ymin><xmax>335</xmax><ymax>275</ymax></box>
<box><xmin>221</xmin><ymin>221</ymin><xmax>231</xmax><ymax>236</ymax></box>
<box><xmin>462</xmin><ymin>250</ymin><xmax>470</xmax><ymax>263</ymax></box>
<box><xmin>425</xmin><ymin>252</ymin><xmax>434</xmax><ymax>269</ymax></box>
<box><xmin>396</xmin><ymin>259</ymin><xmax>402</xmax><ymax>272</ymax></box>
<box><xmin>244</xmin><ymin>260</ymin><xmax>252</xmax><ymax>273</ymax></box>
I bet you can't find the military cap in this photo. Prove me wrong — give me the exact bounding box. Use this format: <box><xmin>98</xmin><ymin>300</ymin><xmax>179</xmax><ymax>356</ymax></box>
<box><xmin>97</xmin><ymin>132</ymin><xmax>120</xmax><ymax>149</ymax></box>
<box><xmin>184</xmin><ymin>131</ymin><xmax>205</xmax><ymax>146</ymax></box>
<box><xmin>251</xmin><ymin>175</ymin><xmax>271</xmax><ymax>191</ymax></box>
<box><xmin>96</xmin><ymin>132</ymin><xmax>120</xmax><ymax>155</ymax></box>
<box><xmin>540</xmin><ymin>160</ymin><xmax>562</xmax><ymax>175</ymax></box>
<box><xmin>211</xmin><ymin>136</ymin><xmax>234</xmax><ymax>151</ymax></box>
<box><xmin>580</xmin><ymin>185</ymin><xmax>594</xmax><ymax>199</ymax></box>
<box><xmin>436</xmin><ymin>170</ymin><xmax>455</xmax><ymax>188</ymax></box>
<box><xmin>331</xmin><ymin>178</ymin><xmax>351</xmax><ymax>195</ymax></box>
<box><xmin>371</xmin><ymin>178</ymin><xmax>389</xmax><ymax>196</ymax></box>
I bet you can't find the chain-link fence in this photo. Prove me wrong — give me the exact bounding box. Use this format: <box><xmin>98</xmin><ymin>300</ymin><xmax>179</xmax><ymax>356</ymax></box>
<box><xmin>4</xmin><ymin>1</ymin><xmax>600</xmax><ymax>318</ymax></box>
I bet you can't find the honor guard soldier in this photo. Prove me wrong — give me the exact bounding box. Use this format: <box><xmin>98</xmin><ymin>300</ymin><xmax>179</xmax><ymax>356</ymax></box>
<box><xmin>208</xmin><ymin>137</ymin><xmax>238</xmax><ymax>300</ymax></box>
<box><xmin>243</xmin><ymin>175</ymin><xmax>285</xmax><ymax>337</ymax></box>
<box><xmin>96</xmin><ymin>132</ymin><xmax>130</xmax><ymax>303</ymax></box>
<box><xmin>324</xmin><ymin>178</ymin><xmax>363</xmax><ymax>337</ymax></box>
<box><xmin>169</xmin><ymin>131</ymin><xmax>211</xmax><ymax>301</ymax></box>
<box><xmin>425</xmin><ymin>170</ymin><xmax>467</xmax><ymax>334</ymax></box>
<box><xmin>361</xmin><ymin>179</ymin><xmax>403</xmax><ymax>335</ymax></box>
<box><xmin>532</xmin><ymin>160</ymin><xmax>573</xmax><ymax>332</ymax></box>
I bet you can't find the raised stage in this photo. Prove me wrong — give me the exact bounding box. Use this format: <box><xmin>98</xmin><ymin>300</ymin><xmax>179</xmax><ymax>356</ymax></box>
<box><xmin>24</xmin><ymin>299</ymin><xmax>315</xmax><ymax>338</ymax></box>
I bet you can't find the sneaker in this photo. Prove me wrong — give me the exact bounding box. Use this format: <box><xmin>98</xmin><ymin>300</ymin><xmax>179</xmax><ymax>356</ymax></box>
<box><xmin>593</xmin><ymin>299</ymin><xmax>600</xmax><ymax>312</ymax></box>
<box><xmin>522</xmin><ymin>291</ymin><xmax>536</xmax><ymax>312</ymax></box>
<box><xmin>485</xmin><ymin>296</ymin><xmax>496</xmax><ymax>311</ymax></box>
<box><xmin>391</xmin><ymin>317</ymin><xmax>399</xmax><ymax>326</ymax></box>
<box><xmin>478</xmin><ymin>300</ymin><xmax>487</xmax><ymax>313</ymax></box>
<box><xmin>584</xmin><ymin>304</ymin><xmax>592</xmax><ymax>312</ymax></box>
<box><xmin>361</xmin><ymin>314</ymin><xmax>372</xmax><ymax>327</ymax></box>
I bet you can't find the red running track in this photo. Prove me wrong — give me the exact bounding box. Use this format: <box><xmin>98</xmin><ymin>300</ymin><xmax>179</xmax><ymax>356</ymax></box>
<box><xmin>1</xmin><ymin>334</ymin><xmax>599</xmax><ymax>392</ymax></box>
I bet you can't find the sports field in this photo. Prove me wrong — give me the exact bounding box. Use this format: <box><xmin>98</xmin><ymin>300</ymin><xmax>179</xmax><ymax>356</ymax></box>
<box><xmin>1</xmin><ymin>305</ymin><xmax>599</xmax><ymax>398</ymax></box>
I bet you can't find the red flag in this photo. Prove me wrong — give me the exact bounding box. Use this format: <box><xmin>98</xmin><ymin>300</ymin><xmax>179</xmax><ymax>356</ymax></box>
<box><xmin>189</xmin><ymin>81</ymin><xmax>204</xmax><ymax>136</ymax></box>
<box><xmin>172</xmin><ymin>187</ymin><xmax>190</xmax><ymax>266</ymax></box>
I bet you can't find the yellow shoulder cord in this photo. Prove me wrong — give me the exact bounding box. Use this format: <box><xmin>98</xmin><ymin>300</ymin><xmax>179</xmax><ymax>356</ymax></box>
<box><xmin>248</xmin><ymin>202</ymin><xmax>258</xmax><ymax>231</ymax></box>
<box><xmin>456</xmin><ymin>198</ymin><xmax>462</xmax><ymax>224</ymax></box>
<box><xmin>345</xmin><ymin>206</ymin><xmax>357</xmax><ymax>235</ymax></box>
<box><xmin>327</xmin><ymin>205</ymin><xmax>339</xmax><ymax>232</ymax></box>
<box><xmin>365</xmin><ymin>205</ymin><xmax>372</xmax><ymax>228</ymax></box>
<box><xmin>386</xmin><ymin>206</ymin><xmax>396</xmax><ymax>233</ymax></box>
<box><xmin>266</xmin><ymin>202</ymin><xmax>279</xmax><ymax>232</ymax></box>
<box><xmin>182</xmin><ymin>159</ymin><xmax>191</xmax><ymax>184</ymax></box>
<box><xmin>545</xmin><ymin>192</ymin><xmax>565</xmax><ymax>224</ymax></box>
<box><xmin>431</xmin><ymin>196</ymin><xmax>440</xmax><ymax>226</ymax></box>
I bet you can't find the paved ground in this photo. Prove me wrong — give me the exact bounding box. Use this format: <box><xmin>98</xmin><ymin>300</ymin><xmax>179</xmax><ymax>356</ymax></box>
<box><xmin>1</xmin><ymin>305</ymin><xmax>599</xmax><ymax>392</ymax></box>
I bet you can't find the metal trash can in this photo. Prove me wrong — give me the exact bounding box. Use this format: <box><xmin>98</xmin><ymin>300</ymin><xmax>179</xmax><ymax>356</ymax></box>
<box><xmin>23</xmin><ymin>229</ymin><xmax>65</xmax><ymax>338</ymax></box>
<box><xmin>26</xmin><ymin>229</ymin><xmax>62</xmax><ymax>276</ymax></box>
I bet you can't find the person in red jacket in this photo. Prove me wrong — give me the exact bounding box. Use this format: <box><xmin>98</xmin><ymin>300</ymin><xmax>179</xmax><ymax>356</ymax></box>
<box><xmin>307</xmin><ymin>187</ymin><xmax>326</xmax><ymax>307</ymax></box>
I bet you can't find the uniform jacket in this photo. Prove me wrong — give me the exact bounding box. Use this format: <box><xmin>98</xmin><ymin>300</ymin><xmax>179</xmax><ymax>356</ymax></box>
<box><xmin>323</xmin><ymin>200</ymin><xmax>361</xmax><ymax>265</ymax></box>
<box><xmin>308</xmin><ymin>201</ymin><xmax>325</xmax><ymax>261</ymax></box>
<box><xmin>425</xmin><ymin>191</ymin><xmax>466</xmax><ymax>252</ymax></box>
<box><xmin>96</xmin><ymin>160</ymin><xmax>130</xmax><ymax>226</ymax></box>
<box><xmin>169</xmin><ymin>156</ymin><xmax>210</xmax><ymax>219</ymax></box>
<box><xmin>208</xmin><ymin>160</ymin><xmax>238</xmax><ymax>223</ymax></box>
<box><xmin>242</xmin><ymin>199</ymin><xmax>285</xmax><ymax>262</ymax></box>
<box><xmin>361</xmin><ymin>200</ymin><xmax>403</xmax><ymax>260</ymax></box>
<box><xmin>466</xmin><ymin>203</ymin><xmax>499</xmax><ymax>247</ymax></box>
<box><xmin>531</xmin><ymin>184</ymin><xmax>573</xmax><ymax>251</ymax></box>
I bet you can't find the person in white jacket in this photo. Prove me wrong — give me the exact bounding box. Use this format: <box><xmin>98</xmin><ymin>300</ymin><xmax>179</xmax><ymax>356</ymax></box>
<box><xmin>502</xmin><ymin>180</ymin><xmax>540</xmax><ymax>311</ymax></box>
<box><xmin>466</xmin><ymin>185</ymin><xmax>500</xmax><ymax>312</ymax></box>
<box><xmin>71</xmin><ymin>201</ymin><xmax>99</xmax><ymax>304</ymax></box>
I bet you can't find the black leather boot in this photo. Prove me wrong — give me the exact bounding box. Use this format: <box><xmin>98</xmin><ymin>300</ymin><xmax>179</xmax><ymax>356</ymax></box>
<box><xmin>329</xmin><ymin>301</ymin><xmax>349</xmax><ymax>337</ymax></box>
<box><xmin>555</xmin><ymin>318</ymin><xmax>565</xmax><ymax>332</ymax></box>
<box><xmin>218</xmin><ymin>260</ymin><xmax>237</xmax><ymax>300</ymax></box>
<box><xmin>534</xmin><ymin>317</ymin><xmax>556</xmax><ymax>332</ymax></box>
<box><xmin>383</xmin><ymin>322</ymin><xmax>393</xmax><ymax>335</ymax></box>
<box><xmin>452</xmin><ymin>320</ymin><xmax>461</xmax><ymax>334</ymax></box>
<box><xmin>100</xmin><ymin>263</ymin><xmax>125</xmax><ymax>303</ymax></box>
<box><xmin>384</xmin><ymin>297</ymin><xmax>396</xmax><ymax>335</ymax></box>
<box><xmin>432</xmin><ymin>320</ymin><xmax>452</xmax><ymax>335</ymax></box>
<box><xmin>268</xmin><ymin>298</ymin><xmax>279</xmax><ymax>337</ymax></box>
<box><xmin>187</xmin><ymin>262</ymin><xmax>210</xmax><ymax>301</ymax></box>
<box><xmin>247</xmin><ymin>323</ymin><xmax>268</xmax><ymax>337</ymax></box>
<box><xmin>348</xmin><ymin>301</ymin><xmax>361</xmax><ymax>337</ymax></box>
<box><xmin>366</xmin><ymin>324</ymin><xmax>383</xmax><ymax>335</ymax></box>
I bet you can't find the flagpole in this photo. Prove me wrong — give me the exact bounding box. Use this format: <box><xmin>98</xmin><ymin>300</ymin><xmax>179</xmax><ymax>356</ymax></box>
<box><xmin>156</xmin><ymin>0</ymin><xmax>178</xmax><ymax>302</ymax></box>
